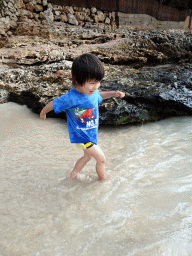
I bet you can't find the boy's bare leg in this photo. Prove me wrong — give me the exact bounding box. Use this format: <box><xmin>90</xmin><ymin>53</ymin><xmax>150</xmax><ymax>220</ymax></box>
<box><xmin>85</xmin><ymin>145</ymin><xmax>106</xmax><ymax>180</ymax></box>
<box><xmin>68</xmin><ymin>145</ymin><xmax>106</xmax><ymax>180</ymax></box>
<box><xmin>68</xmin><ymin>150</ymin><xmax>92</xmax><ymax>178</ymax></box>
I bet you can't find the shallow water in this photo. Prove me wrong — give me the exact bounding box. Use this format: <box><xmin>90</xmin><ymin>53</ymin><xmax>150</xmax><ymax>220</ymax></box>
<box><xmin>1</xmin><ymin>102</ymin><xmax>192</xmax><ymax>256</ymax></box>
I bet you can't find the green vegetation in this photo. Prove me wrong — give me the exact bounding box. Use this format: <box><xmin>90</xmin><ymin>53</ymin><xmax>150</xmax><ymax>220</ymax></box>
<box><xmin>159</xmin><ymin>0</ymin><xmax>192</xmax><ymax>10</ymax></box>
<box><xmin>0</xmin><ymin>0</ymin><xmax>4</xmax><ymax>13</ymax></box>
<box><xmin>170</xmin><ymin>0</ymin><xmax>190</xmax><ymax>10</ymax></box>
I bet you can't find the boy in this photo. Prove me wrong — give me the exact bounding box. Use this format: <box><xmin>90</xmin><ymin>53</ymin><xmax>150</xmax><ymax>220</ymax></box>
<box><xmin>40</xmin><ymin>53</ymin><xmax>125</xmax><ymax>180</ymax></box>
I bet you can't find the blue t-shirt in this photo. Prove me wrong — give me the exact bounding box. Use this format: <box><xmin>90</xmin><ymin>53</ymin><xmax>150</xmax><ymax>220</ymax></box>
<box><xmin>53</xmin><ymin>88</ymin><xmax>103</xmax><ymax>144</ymax></box>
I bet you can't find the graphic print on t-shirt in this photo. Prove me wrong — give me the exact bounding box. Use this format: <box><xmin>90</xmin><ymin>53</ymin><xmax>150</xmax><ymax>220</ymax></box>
<box><xmin>70</xmin><ymin>107</ymin><xmax>96</xmax><ymax>124</ymax></box>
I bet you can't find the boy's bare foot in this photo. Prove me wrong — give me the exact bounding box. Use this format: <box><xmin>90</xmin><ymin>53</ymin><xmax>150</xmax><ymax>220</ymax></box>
<box><xmin>68</xmin><ymin>171</ymin><xmax>78</xmax><ymax>179</ymax></box>
<box><xmin>98</xmin><ymin>175</ymin><xmax>107</xmax><ymax>180</ymax></box>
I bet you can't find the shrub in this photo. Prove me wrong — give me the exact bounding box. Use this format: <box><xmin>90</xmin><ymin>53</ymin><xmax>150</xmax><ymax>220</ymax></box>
<box><xmin>158</xmin><ymin>0</ymin><xmax>191</xmax><ymax>10</ymax></box>
<box><xmin>0</xmin><ymin>0</ymin><xmax>4</xmax><ymax>13</ymax></box>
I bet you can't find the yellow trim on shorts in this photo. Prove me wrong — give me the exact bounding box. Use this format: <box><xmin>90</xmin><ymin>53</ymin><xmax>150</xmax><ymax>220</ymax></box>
<box><xmin>76</xmin><ymin>142</ymin><xmax>94</xmax><ymax>149</ymax></box>
<box><xmin>84</xmin><ymin>142</ymin><xmax>93</xmax><ymax>148</ymax></box>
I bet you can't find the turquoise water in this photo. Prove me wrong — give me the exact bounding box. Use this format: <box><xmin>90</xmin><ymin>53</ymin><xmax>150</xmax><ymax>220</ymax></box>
<box><xmin>0</xmin><ymin>102</ymin><xmax>192</xmax><ymax>256</ymax></box>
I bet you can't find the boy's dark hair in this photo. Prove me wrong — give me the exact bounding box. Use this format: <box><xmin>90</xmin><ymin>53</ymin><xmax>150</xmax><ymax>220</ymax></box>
<box><xmin>72</xmin><ymin>53</ymin><xmax>104</xmax><ymax>86</ymax></box>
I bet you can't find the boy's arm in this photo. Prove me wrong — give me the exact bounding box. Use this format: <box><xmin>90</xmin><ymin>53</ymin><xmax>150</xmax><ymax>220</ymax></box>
<box><xmin>100</xmin><ymin>90</ymin><xmax>125</xmax><ymax>100</ymax></box>
<box><xmin>40</xmin><ymin>101</ymin><xmax>53</xmax><ymax>120</ymax></box>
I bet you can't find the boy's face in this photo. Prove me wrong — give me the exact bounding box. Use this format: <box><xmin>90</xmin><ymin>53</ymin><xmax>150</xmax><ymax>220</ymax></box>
<box><xmin>76</xmin><ymin>80</ymin><xmax>101</xmax><ymax>95</ymax></box>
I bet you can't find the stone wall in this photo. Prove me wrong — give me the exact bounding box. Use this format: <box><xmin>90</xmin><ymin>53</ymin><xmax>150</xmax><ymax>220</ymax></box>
<box><xmin>0</xmin><ymin>0</ymin><xmax>191</xmax><ymax>36</ymax></box>
<box><xmin>0</xmin><ymin>0</ymin><xmax>116</xmax><ymax>34</ymax></box>
<box><xmin>116</xmin><ymin>13</ymin><xmax>192</xmax><ymax>30</ymax></box>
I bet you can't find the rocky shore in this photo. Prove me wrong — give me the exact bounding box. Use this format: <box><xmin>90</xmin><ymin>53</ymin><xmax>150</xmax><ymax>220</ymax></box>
<box><xmin>0</xmin><ymin>16</ymin><xmax>192</xmax><ymax>124</ymax></box>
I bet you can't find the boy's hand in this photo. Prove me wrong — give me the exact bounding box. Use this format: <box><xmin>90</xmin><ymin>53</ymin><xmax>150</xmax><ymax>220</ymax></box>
<box><xmin>39</xmin><ymin>101</ymin><xmax>53</xmax><ymax>121</ymax></box>
<box><xmin>40</xmin><ymin>112</ymin><xmax>46</xmax><ymax>120</ymax></box>
<box><xmin>115</xmin><ymin>91</ymin><xmax>125</xmax><ymax>98</ymax></box>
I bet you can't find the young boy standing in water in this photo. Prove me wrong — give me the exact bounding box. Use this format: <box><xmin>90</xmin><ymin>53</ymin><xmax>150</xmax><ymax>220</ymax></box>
<box><xmin>40</xmin><ymin>53</ymin><xmax>125</xmax><ymax>180</ymax></box>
